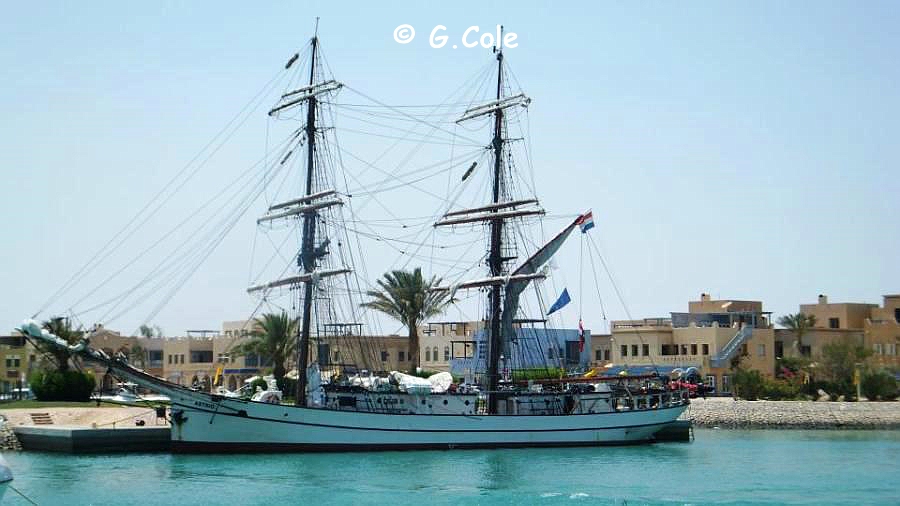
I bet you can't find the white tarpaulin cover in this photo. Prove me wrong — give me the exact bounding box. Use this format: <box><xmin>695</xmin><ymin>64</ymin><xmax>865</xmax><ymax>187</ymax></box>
<box><xmin>427</xmin><ymin>372</ymin><xmax>453</xmax><ymax>393</ymax></box>
<box><xmin>389</xmin><ymin>371</ymin><xmax>432</xmax><ymax>394</ymax></box>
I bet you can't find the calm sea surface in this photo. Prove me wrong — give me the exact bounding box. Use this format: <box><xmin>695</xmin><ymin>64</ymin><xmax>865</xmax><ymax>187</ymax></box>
<box><xmin>3</xmin><ymin>429</ymin><xmax>899</xmax><ymax>505</ymax></box>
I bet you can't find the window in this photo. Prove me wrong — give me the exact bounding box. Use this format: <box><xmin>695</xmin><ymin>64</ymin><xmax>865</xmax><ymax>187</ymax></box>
<box><xmin>596</xmin><ymin>350</ymin><xmax>603</xmax><ymax>361</ymax></box>
<box><xmin>757</xmin><ymin>344</ymin><xmax>766</xmax><ymax>357</ymax></box>
<box><xmin>425</xmin><ymin>348</ymin><xmax>431</xmax><ymax>362</ymax></box>
<box><xmin>380</xmin><ymin>351</ymin><xmax>389</xmax><ymax>362</ymax></box>
<box><xmin>168</xmin><ymin>355</ymin><xmax>172</xmax><ymax>365</ymax></box>
<box><xmin>874</xmin><ymin>343</ymin><xmax>883</xmax><ymax>355</ymax></box>
<box><xmin>690</xmin><ymin>344</ymin><xmax>698</xmax><ymax>356</ymax></box>
<box><xmin>398</xmin><ymin>351</ymin><xmax>406</xmax><ymax>362</ymax></box>
<box><xmin>190</xmin><ymin>350</ymin><xmax>213</xmax><ymax>363</ymax></box>
<box><xmin>631</xmin><ymin>344</ymin><xmax>638</xmax><ymax>357</ymax></box>
<box><xmin>149</xmin><ymin>350</ymin><xmax>162</xmax><ymax>362</ymax></box>
<box><xmin>800</xmin><ymin>345</ymin><xmax>811</xmax><ymax>357</ymax></box>
<box><xmin>433</xmin><ymin>347</ymin><xmax>439</xmax><ymax>361</ymax></box>
<box><xmin>829</xmin><ymin>318</ymin><xmax>840</xmax><ymax>329</ymax></box>
<box><xmin>604</xmin><ymin>349</ymin><xmax>610</xmax><ymax>361</ymax></box>
<box><xmin>895</xmin><ymin>307</ymin><xmax>900</xmax><ymax>323</ymax></box>
<box><xmin>180</xmin><ymin>354</ymin><xmax>185</xmax><ymax>364</ymax></box>
<box><xmin>245</xmin><ymin>353</ymin><xmax>259</xmax><ymax>367</ymax></box>
<box><xmin>721</xmin><ymin>375</ymin><xmax>731</xmax><ymax>393</ymax></box>
<box><xmin>705</xmin><ymin>375</ymin><xmax>716</xmax><ymax>390</ymax></box>
<box><xmin>217</xmin><ymin>354</ymin><xmax>230</xmax><ymax>363</ymax></box>
<box><xmin>702</xmin><ymin>344</ymin><xmax>709</xmax><ymax>355</ymax></box>
<box><xmin>888</xmin><ymin>344</ymin><xmax>897</xmax><ymax>356</ymax></box>
<box><xmin>681</xmin><ymin>345</ymin><xmax>688</xmax><ymax>355</ymax></box>
<box><xmin>621</xmin><ymin>345</ymin><xmax>628</xmax><ymax>357</ymax></box>
<box><xmin>642</xmin><ymin>344</ymin><xmax>649</xmax><ymax>357</ymax></box>
<box><xmin>444</xmin><ymin>346</ymin><xmax>450</xmax><ymax>361</ymax></box>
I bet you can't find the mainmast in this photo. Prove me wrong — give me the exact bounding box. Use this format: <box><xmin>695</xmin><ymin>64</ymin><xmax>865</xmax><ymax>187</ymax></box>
<box><xmin>296</xmin><ymin>34</ymin><xmax>319</xmax><ymax>406</ymax></box>
<box><xmin>486</xmin><ymin>38</ymin><xmax>505</xmax><ymax>414</ymax></box>
<box><xmin>434</xmin><ymin>27</ymin><xmax>537</xmax><ymax>414</ymax></box>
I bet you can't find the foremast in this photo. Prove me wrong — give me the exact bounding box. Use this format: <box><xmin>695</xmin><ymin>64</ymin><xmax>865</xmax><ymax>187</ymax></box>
<box><xmin>297</xmin><ymin>34</ymin><xmax>319</xmax><ymax>407</ymax></box>
<box><xmin>253</xmin><ymin>30</ymin><xmax>348</xmax><ymax>406</ymax></box>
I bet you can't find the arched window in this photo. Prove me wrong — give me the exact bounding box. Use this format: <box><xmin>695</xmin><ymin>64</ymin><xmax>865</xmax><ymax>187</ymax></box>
<box><xmin>432</xmin><ymin>347</ymin><xmax>439</xmax><ymax>362</ymax></box>
<box><xmin>444</xmin><ymin>346</ymin><xmax>450</xmax><ymax>361</ymax></box>
<box><xmin>425</xmin><ymin>348</ymin><xmax>431</xmax><ymax>362</ymax></box>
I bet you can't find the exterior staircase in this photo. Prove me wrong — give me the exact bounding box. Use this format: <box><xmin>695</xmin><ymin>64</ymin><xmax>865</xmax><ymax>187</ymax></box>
<box><xmin>29</xmin><ymin>412</ymin><xmax>54</xmax><ymax>425</ymax></box>
<box><xmin>710</xmin><ymin>325</ymin><xmax>754</xmax><ymax>368</ymax></box>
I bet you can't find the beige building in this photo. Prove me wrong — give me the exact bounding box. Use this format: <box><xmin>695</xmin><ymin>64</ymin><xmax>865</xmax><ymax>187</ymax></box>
<box><xmin>866</xmin><ymin>295</ymin><xmax>900</xmax><ymax>367</ymax></box>
<box><xmin>789</xmin><ymin>294</ymin><xmax>899</xmax><ymax>367</ymax></box>
<box><xmin>607</xmin><ymin>294</ymin><xmax>775</xmax><ymax>394</ymax></box>
<box><xmin>419</xmin><ymin>321</ymin><xmax>480</xmax><ymax>372</ymax></box>
<box><xmin>0</xmin><ymin>335</ymin><xmax>37</xmax><ymax>395</ymax></box>
<box><xmin>590</xmin><ymin>333</ymin><xmax>612</xmax><ymax>365</ymax></box>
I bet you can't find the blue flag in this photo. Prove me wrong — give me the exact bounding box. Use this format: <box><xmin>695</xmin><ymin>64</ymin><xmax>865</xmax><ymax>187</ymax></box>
<box><xmin>547</xmin><ymin>288</ymin><xmax>571</xmax><ymax>315</ymax></box>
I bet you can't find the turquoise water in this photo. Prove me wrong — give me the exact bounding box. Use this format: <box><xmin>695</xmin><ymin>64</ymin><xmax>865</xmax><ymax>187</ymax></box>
<box><xmin>3</xmin><ymin>430</ymin><xmax>899</xmax><ymax>505</ymax></box>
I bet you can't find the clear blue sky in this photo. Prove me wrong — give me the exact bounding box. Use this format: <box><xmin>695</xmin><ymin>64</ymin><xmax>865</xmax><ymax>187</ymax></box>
<box><xmin>2</xmin><ymin>2</ymin><xmax>898</xmax><ymax>336</ymax></box>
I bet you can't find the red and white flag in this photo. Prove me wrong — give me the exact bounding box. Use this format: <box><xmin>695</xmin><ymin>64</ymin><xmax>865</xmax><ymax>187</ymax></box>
<box><xmin>578</xmin><ymin>318</ymin><xmax>585</xmax><ymax>353</ymax></box>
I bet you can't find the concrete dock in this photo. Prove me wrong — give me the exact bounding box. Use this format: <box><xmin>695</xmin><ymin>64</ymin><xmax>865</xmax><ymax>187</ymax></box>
<box><xmin>13</xmin><ymin>426</ymin><xmax>171</xmax><ymax>453</ymax></box>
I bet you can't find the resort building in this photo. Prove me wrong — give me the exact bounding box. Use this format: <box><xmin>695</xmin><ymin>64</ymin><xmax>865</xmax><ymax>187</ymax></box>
<box><xmin>420</xmin><ymin>320</ymin><xmax>480</xmax><ymax>372</ymax></box>
<box><xmin>865</xmin><ymin>295</ymin><xmax>900</xmax><ymax>367</ymax></box>
<box><xmin>784</xmin><ymin>294</ymin><xmax>900</xmax><ymax>367</ymax></box>
<box><xmin>0</xmin><ymin>334</ymin><xmax>37</xmax><ymax>395</ymax></box>
<box><xmin>607</xmin><ymin>294</ymin><xmax>775</xmax><ymax>394</ymax></box>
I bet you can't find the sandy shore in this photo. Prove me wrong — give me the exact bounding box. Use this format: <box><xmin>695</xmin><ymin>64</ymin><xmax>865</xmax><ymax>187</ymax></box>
<box><xmin>1</xmin><ymin>406</ymin><xmax>168</xmax><ymax>428</ymax></box>
<box><xmin>683</xmin><ymin>397</ymin><xmax>900</xmax><ymax>429</ymax></box>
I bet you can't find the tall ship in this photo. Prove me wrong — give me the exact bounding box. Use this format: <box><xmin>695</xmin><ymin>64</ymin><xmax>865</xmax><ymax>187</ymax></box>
<box><xmin>20</xmin><ymin>27</ymin><xmax>689</xmax><ymax>452</ymax></box>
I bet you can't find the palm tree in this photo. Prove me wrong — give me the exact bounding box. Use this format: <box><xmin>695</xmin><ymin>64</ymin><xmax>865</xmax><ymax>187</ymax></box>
<box><xmin>129</xmin><ymin>344</ymin><xmax>147</xmax><ymax>369</ymax></box>
<box><xmin>231</xmin><ymin>312</ymin><xmax>297</xmax><ymax>386</ymax></box>
<box><xmin>40</xmin><ymin>316</ymin><xmax>85</xmax><ymax>373</ymax></box>
<box><xmin>361</xmin><ymin>268</ymin><xmax>453</xmax><ymax>372</ymax></box>
<box><xmin>138</xmin><ymin>324</ymin><xmax>164</xmax><ymax>338</ymax></box>
<box><xmin>777</xmin><ymin>312</ymin><xmax>817</xmax><ymax>357</ymax></box>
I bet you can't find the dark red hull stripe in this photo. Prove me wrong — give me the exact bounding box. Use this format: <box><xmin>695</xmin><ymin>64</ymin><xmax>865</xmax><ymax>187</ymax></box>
<box><xmin>172</xmin><ymin>402</ymin><xmax>683</xmax><ymax>433</ymax></box>
<box><xmin>171</xmin><ymin>438</ymin><xmax>660</xmax><ymax>454</ymax></box>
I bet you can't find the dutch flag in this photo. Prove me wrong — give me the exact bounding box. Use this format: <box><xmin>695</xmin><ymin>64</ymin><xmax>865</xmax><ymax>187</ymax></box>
<box><xmin>575</xmin><ymin>211</ymin><xmax>594</xmax><ymax>233</ymax></box>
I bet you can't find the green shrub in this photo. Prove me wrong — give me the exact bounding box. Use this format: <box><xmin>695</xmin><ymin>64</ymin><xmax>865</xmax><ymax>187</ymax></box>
<box><xmin>510</xmin><ymin>368</ymin><xmax>566</xmax><ymax>381</ymax></box>
<box><xmin>861</xmin><ymin>370</ymin><xmax>899</xmax><ymax>401</ymax></box>
<box><xmin>29</xmin><ymin>369</ymin><xmax>96</xmax><ymax>402</ymax></box>
<box><xmin>762</xmin><ymin>378</ymin><xmax>803</xmax><ymax>400</ymax></box>
<box><xmin>410</xmin><ymin>369</ymin><xmax>441</xmax><ymax>379</ymax></box>
<box><xmin>249</xmin><ymin>378</ymin><xmax>268</xmax><ymax>393</ymax></box>
<box><xmin>732</xmin><ymin>368</ymin><xmax>765</xmax><ymax>400</ymax></box>
<box><xmin>276</xmin><ymin>376</ymin><xmax>297</xmax><ymax>397</ymax></box>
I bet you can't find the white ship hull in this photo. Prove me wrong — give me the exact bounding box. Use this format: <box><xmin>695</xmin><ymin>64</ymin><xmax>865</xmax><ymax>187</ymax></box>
<box><xmin>170</xmin><ymin>395</ymin><xmax>686</xmax><ymax>452</ymax></box>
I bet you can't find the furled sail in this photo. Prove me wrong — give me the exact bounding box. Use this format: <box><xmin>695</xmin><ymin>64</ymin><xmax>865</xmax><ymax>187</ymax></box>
<box><xmin>499</xmin><ymin>212</ymin><xmax>588</xmax><ymax>350</ymax></box>
<box><xmin>246</xmin><ymin>268</ymin><xmax>352</xmax><ymax>294</ymax></box>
